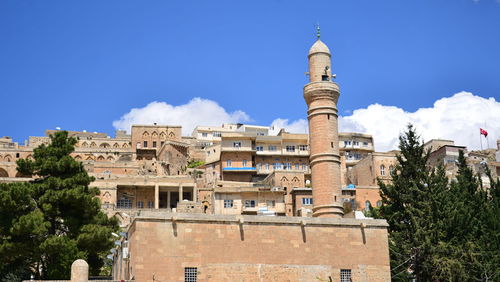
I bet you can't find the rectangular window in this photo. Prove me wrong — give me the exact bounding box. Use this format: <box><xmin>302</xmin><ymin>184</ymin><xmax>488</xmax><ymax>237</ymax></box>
<box><xmin>201</xmin><ymin>132</ymin><xmax>208</xmax><ymax>137</ymax></box>
<box><xmin>143</xmin><ymin>141</ymin><xmax>148</xmax><ymax>148</ymax></box>
<box><xmin>185</xmin><ymin>267</ymin><xmax>198</xmax><ymax>282</ymax></box>
<box><xmin>344</xmin><ymin>141</ymin><xmax>351</xmax><ymax>146</ymax></box>
<box><xmin>284</xmin><ymin>163</ymin><xmax>292</xmax><ymax>170</ymax></box>
<box><xmin>213</xmin><ymin>132</ymin><xmax>221</xmax><ymax>137</ymax></box>
<box><xmin>147</xmin><ymin>201</ymin><xmax>154</xmax><ymax>208</ymax></box>
<box><xmin>273</xmin><ymin>162</ymin><xmax>281</xmax><ymax>170</ymax></box>
<box><xmin>268</xmin><ymin>145</ymin><xmax>277</xmax><ymax>151</ymax></box>
<box><xmin>363</xmin><ymin>142</ymin><xmax>369</xmax><ymax>146</ymax></box>
<box><xmin>340</xmin><ymin>269</ymin><xmax>351</xmax><ymax>282</ymax></box>
<box><xmin>302</xmin><ymin>198</ymin><xmax>313</xmax><ymax>205</ymax></box>
<box><xmin>226</xmin><ymin>160</ymin><xmax>232</xmax><ymax>167</ymax></box>
<box><xmin>265</xmin><ymin>163</ymin><xmax>270</xmax><ymax>170</ymax></box>
<box><xmin>266</xmin><ymin>200</ymin><xmax>275</xmax><ymax>208</ymax></box>
<box><xmin>242</xmin><ymin>160</ymin><xmax>247</xmax><ymax>167</ymax></box>
<box><xmin>302</xmin><ymin>164</ymin><xmax>308</xmax><ymax>170</ymax></box>
<box><xmin>117</xmin><ymin>198</ymin><xmax>132</xmax><ymax>209</ymax></box>
<box><xmin>299</xmin><ymin>145</ymin><xmax>308</xmax><ymax>151</ymax></box>
<box><xmin>224</xmin><ymin>199</ymin><xmax>234</xmax><ymax>208</ymax></box>
<box><xmin>256</xmin><ymin>146</ymin><xmax>263</xmax><ymax>151</ymax></box>
<box><xmin>244</xmin><ymin>200</ymin><xmax>256</xmax><ymax>208</ymax></box>
<box><xmin>353</xmin><ymin>141</ymin><xmax>359</xmax><ymax>146</ymax></box>
<box><xmin>233</xmin><ymin>142</ymin><xmax>241</xmax><ymax>148</ymax></box>
<box><xmin>286</xmin><ymin>145</ymin><xmax>295</xmax><ymax>152</ymax></box>
<box><xmin>152</xmin><ymin>141</ymin><xmax>157</xmax><ymax>148</ymax></box>
<box><xmin>136</xmin><ymin>201</ymin><xmax>144</xmax><ymax>209</ymax></box>
<box><xmin>295</xmin><ymin>163</ymin><xmax>300</xmax><ymax>170</ymax></box>
<box><xmin>257</xmin><ymin>132</ymin><xmax>265</xmax><ymax>136</ymax></box>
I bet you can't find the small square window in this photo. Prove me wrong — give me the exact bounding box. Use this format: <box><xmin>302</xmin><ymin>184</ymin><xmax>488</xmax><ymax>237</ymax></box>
<box><xmin>244</xmin><ymin>200</ymin><xmax>256</xmax><ymax>208</ymax></box>
<box><xmin>256</xmin><ymin>146</ymin><xmax>263</xmax><ymax>151</ymax></box>
<box><xmin>202</xmin><ymin>132</ymin><xmax>208</xmax><ymax>137</ymax></box>
<box><xmin>224</xmin><ymin>199</ymin><xmax>234</xmax><ymax>208</ymax></box>
<box><xmin>136</xmin><ymin>201</ymin><xmax>144</xmax><ymax>209</ymax></box>
<box><xmin>143</xmin><ymin>141</ymin><xmax>148</xmax><ymax>148</ymax></box>
<box><xmin>185</xmin><ymin>267</ymin><xmax>197</xmax><ymax>282</ymax></box>
<box><xmin>302</xmin><ymin>198</ymin><xmax>313</xmax><ymax>205</ymax></box>
<box><xmin>340</xmin><ymin>269</ymin><xmax>351</xmax><ymax>282</ymax></box>
<box><xmin>152</xmin><ymin>141</ymin><xmax>157</xmax><ymax>148</ymax></box>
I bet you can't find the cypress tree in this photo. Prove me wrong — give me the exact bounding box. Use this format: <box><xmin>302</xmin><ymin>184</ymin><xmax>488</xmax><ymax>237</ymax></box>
<box><xmin>0</xmin><ymin>131</ymin><xmax>118</xmax><ymax>280</ymax></box>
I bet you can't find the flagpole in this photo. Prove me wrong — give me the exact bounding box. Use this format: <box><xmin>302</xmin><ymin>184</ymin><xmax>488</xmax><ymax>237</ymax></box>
<box><xmin>479</xmin><ymin>132</ymin><xmax>483</xmax><ymax>150</ymax></box>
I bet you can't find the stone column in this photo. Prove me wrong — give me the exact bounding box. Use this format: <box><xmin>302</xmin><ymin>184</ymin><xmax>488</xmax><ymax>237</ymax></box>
<box><xmin>193</xmin><ymin>186</ymin><xmax>198</xmax><ymax>202</ymax></box>
<box><xmin>167</xmin><ymin>191</ymin><xmax>171</xmax><ymax>209</ymax></box>
<box><xmin>71</xmin><ymin>259</ymin><xmax>88</xmax><ymax>282</ymax></box>
<box><xmin>154</xmin><ymin>184</ymin><xmax>159</xmax><ymax>209</ymax></box>
<box><xmin>179</xmin><ymin>184</ymin><xmax>184</xmax><ymax>201</ymax></box>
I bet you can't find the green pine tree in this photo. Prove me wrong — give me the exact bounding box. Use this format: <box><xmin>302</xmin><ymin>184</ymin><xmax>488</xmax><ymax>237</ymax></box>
<box><xmin>379</xmin><ymin>125</ymin><xmax>500</xmax><ymax>281</ymax></box>
<box><xmin>0</xmin><ymin>131</ymin><xmax>119</xmax><ymax>280</ymax></box>
<box><xmin>379</xmin><ymin>124</ymin><xmax>451</xmax><ymax>281</ymax></box>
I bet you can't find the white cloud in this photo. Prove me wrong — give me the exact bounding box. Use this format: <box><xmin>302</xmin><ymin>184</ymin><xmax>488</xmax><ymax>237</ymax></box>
<box><xmin>112</xmin><ymin>98</ymin><xmax>250</xmax><ymax>135</ymax></box>
<box><xmin>339</xmin><ymin>92</ymin><xmax>500</xmax><ymax>151</ymax></box>
<box><xmin>269</xmin><ymin>118</ymin><xmax>309</xmax><ymax>135</ymax></box>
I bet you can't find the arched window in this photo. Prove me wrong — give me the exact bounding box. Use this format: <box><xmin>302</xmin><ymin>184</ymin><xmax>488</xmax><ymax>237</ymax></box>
<box><xmin>142</xmin><ymin>131</ymin><xmax>149</xmax><ymax>138</ymax></box>
<box><xmin>152</xmin><ymin>131</ymin><xmax>158</xmax><ymax>137</ymax></box>
<box><xmin>90</xmin><ymin>142</ymin><xmax>97</xmax><ymax>148</ymax></box>
<box><xmin>169</xmin><ymin>132</ymin><xmax>175</xmax><ymax>138</ymax></box>
<box><xmin>113</xmin><ymin>143</ymin><xmax>120</xmax><ymax>148</ymax></box>
<box><xmin>74</xmin><ymin>155</ymin><xmax>82</xmax><ymax>161</ymax></box>
<box><xmin>0</xmin><ymin>168</ymin><xmax>8</xmax><ymax>177</ymax></box>
<box><xmin>100</xmin><ymin>143</ymin><xmax>110</xmax><ymax>148</ymax></box>
<box><xmin>81</xmin><ymin>142</ymin><xmax>88</xmax><ymax>148</ymax></box>
<box><xmin>160</xmin><ymin>132</ymin><xmax>166</xmax><ymax>139</ymax></box>
<box><xmin>86</xmin><ymin>156</ymin><xmax>94</xmax><ymax>160</ymax></box>
<box><xmin>365</xmin><ymin>201</ymin><xmax>371</xmax><ymax>211</ymax></box>
<box><xmin>122</xmin><ymin>143</ymin><xmax>129</xmax><ymax>148</ymax></box>
<box><xmin>380</xmin><ymin>165</ymin><xmax>386</xmax><ymax>176</ymax></box>
<box><xmin>389</xmin><ymin>165</ymin><xmax>394</xmax><ymax>174</ymax></box>
<box><xmin>97</xmin><ymin>156</ymin><xmax>105</xmax><ymax>161</ymax></box>
<box><xmin>107</xmin><ymin>156</ymin><xmax>114</xmax><ymax>161</ymax></box>
<box><xmin>4</xmin><ymin>155</ymin><xmax>11</xmax><ymax>162</ymax></box>
<box><xmin>376</xmin><ymin>200</ymin><xmax>382</xmax><ymax>207</ymax></box>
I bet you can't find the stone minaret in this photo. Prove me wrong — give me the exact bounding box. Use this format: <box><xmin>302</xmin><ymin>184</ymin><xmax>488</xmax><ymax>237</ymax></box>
<box><xmin>303</xmin><ymin>35</ymin><xmax>344</xmax><ymax>218</ymax></box>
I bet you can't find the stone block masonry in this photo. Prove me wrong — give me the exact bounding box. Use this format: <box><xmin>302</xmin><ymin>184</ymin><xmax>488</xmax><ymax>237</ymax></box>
<box><xmin>121</xmin><ymin>213</ymin><xmax>390</xmax><ymax>281</ymax></box>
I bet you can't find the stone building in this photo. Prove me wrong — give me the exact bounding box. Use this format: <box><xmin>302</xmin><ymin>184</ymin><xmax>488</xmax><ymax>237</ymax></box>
<box><xmin>110</xmin><ymin>35</ymin><xmax>391</xmax><ymax>281</ymax></box>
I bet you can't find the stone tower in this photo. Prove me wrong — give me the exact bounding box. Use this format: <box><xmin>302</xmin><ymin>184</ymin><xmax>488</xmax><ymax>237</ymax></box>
<box><xmin>303</xmin><ymin>36</ymin><xmax>344</xmax><ymax>218</ymax></box>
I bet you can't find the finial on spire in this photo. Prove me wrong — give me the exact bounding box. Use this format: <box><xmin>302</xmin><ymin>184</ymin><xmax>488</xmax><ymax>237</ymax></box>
<box><xmin>315</xmin><ymin>23</ymin><xmax>321</xmax><ymax>39</ymax></box>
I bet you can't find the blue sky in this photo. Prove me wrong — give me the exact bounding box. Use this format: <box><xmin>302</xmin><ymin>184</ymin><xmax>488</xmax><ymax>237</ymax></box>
<box><xmin>1</xmin><ymin>0</ymin><xmax>499</xmax><ymax>150</ymax></box>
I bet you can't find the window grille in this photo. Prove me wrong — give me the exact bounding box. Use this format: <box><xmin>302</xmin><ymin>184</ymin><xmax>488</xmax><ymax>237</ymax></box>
<box><xmin>117</xmin><ymin>198</ymin><xmax>132</xmax><ymax>209</ymax></box>
<box><xmin>340</xmin><ymin>269</ymin><xmax>351</xmax><ymax>282</ymax></box>
<box><xmin>302</xmin><ymin>198</ymin><xmax>313</xmax><ymax>205</ymax></box>
<box><xmin>244</xmin><ymin>200</ymin><xmax>256</xmax><ymax>208</ymax></box>
<box><xmin>136</xmin><ymin>201</ymin><xmax>144</xmax><ymax>209</ymax></box>
<box><xmin>224</xmin><ymin>199</ymin><xmax>234</xmax><ymax>208</ymax></box>
<box><xmin>185</xmin><ymin>267</ymin><xmax>197</xmax><ymax>282</ymax></box>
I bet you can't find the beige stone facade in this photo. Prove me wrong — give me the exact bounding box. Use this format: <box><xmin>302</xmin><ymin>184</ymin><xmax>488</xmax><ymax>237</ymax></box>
<box><xmin>116</xmin><ymin>213</ymin><xmax>390</xmax><ymax>281</ymax></box>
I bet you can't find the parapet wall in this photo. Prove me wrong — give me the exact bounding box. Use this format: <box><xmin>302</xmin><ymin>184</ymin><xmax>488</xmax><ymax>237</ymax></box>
<box><xmin>123</xmin><ymin>213</ymin><xmax>390</xmax><ymax>281</ymax></box>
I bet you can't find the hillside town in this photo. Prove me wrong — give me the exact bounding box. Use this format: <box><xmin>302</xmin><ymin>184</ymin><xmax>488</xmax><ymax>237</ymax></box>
<box><xmin>1</xmin><ymin>35</ymin><xmax>499</xmax><ymax>281</ymax></box>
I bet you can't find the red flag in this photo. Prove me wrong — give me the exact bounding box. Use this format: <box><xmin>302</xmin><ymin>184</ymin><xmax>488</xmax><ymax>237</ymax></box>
<box><xmin>480</xmin><ymin>128</ymin><xmax>488</xmax><ymax>137</ymax></box>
